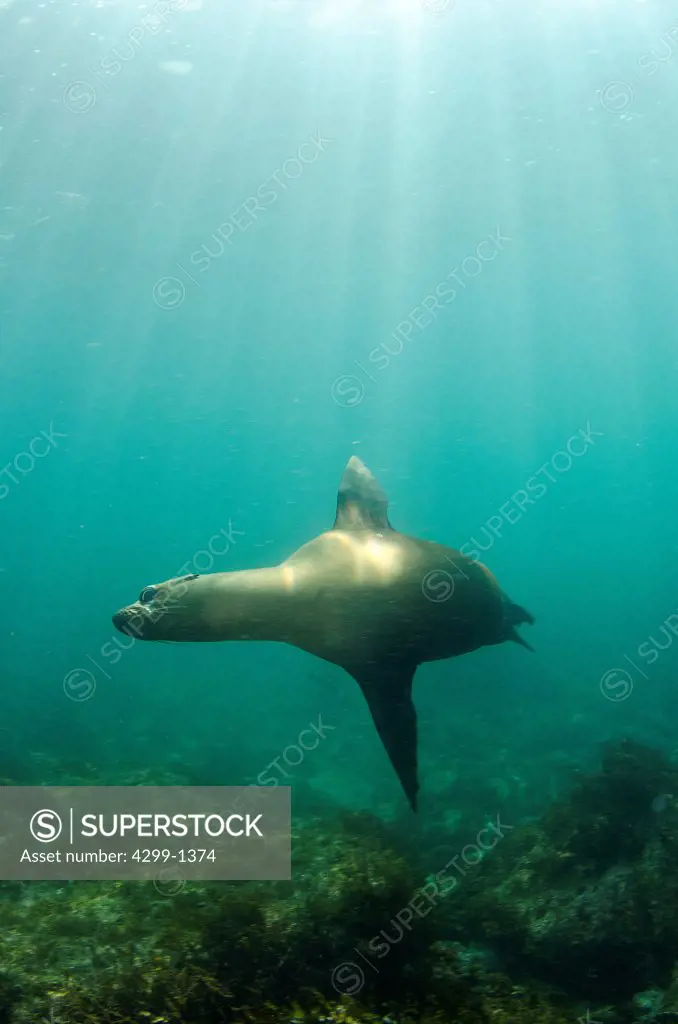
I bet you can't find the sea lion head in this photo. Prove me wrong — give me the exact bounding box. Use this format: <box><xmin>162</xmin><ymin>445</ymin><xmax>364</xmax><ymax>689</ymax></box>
<box><xmin>112</xmin><ymin>573</ymin><xmax>205</xmax><ymax>641</ymax></box>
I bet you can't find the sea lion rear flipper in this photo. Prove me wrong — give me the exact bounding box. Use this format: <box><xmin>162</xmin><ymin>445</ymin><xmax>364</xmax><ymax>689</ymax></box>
<box><xmin>504</xmin><ymin>599</ymin><xmax>535</xmax><ymax>651</ymax></box>
<box><xmin>351</xmin><ymin>662</ymin><xmax>419</xmax><ymax>811</ymax></box>
<box><xmin>506</xmin><ymin>600</ymin><xmax>535</xmax><ymax>627</ymax></box>
<box><xmin>333</xmin><ymin>456</ymin><xmax>393</xmax><ymax>531</ymax></box>
<box><xmin>507</xmin><ymin>626</ymin><xmax>535</xmax><ymax>652</ymax></box>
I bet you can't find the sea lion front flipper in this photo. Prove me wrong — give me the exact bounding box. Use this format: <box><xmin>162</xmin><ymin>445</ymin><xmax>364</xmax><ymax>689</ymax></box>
<box><xmin>333</xmin><ymin>456</ymin><xmax>393</xmax><ymax>531</ymax></box>
<box><xmin>351</xmin><ymin>662</ymin><xmax>419</xmax><ymax>812</ymax></box>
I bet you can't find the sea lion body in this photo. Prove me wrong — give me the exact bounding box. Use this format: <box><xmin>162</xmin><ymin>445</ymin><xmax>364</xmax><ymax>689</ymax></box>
<box><xmin>113</xmin><ymin>457</ymin><xmax>534</xmax><ymax>810</ymax></box>
<box><xmin>275</xmin><ymin>530</ymin><xmax>508</xmax><ymax>667</ymax></box>
<box><xmin>116</xmin><ymin>532</ymin><xmax>508</xmax><ymax>660</ymax></box>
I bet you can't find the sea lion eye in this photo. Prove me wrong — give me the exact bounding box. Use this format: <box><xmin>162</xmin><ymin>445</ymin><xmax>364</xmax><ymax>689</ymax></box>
<box><xmin>139</xmin><ymin>587</ymin><xmax>157</xmax><ymax>604</ymax></box>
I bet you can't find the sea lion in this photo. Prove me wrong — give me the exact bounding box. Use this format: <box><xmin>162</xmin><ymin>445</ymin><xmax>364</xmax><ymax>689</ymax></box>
<box><xmin>113</xmin><ymin>456</ymin><xmax>534</xmax><ymax>811</ymax></box>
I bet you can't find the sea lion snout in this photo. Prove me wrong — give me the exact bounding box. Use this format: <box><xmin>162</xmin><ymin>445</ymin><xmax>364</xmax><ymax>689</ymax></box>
<box><xmin>112</xmin><ymin>605</ymin><xmax>147</xmax><ymax>639</ymax></box>
<box><xmin>112</xmin><ymin>576</ymin><xmax>204</xmax><ymax>641</ymax></box>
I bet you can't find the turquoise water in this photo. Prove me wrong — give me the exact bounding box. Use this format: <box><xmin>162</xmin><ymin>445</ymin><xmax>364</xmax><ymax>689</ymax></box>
<box><xmin>2</xmin><ymin>0</ymin><xmax>678</xmax><ymax>823</ymax></box>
